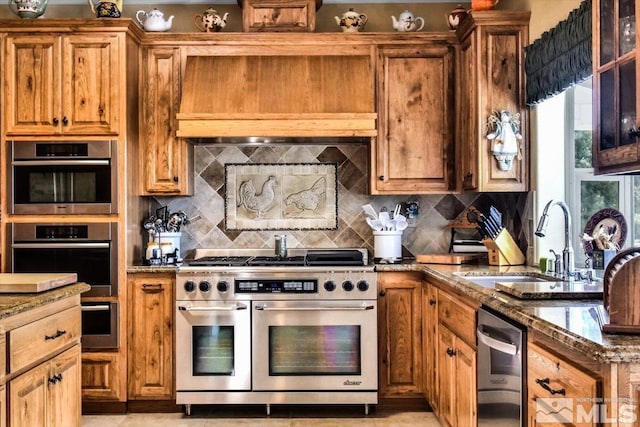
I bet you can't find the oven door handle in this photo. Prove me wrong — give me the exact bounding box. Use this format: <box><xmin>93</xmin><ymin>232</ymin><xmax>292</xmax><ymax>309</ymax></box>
<box><xmin>12</xmin><ymin>243</ymin><xmax>110</xmax><ymax>249</ymax></box>
<box><xmin>254</xmin><ymin>303</ymin><xmax>374</xmax><ymax>311</ymax></box>
<box><xmin>12</xmin><ymin>160</ymin><xmax>110</xmax><ymax>166</ymax></box>
<box><xmin>476</xmin><ymin>327</ymin><xmax>518</xmax><ymax>355</ymax></box>
<box><xmin>178</xmin><ymin>303</ymin><xmax>247</xmax><ymax>312</ymax></box>
<box><xmin>81</xmin><ymin>305</ymin><xmax>111</xmax><ymax>312</ymax></box>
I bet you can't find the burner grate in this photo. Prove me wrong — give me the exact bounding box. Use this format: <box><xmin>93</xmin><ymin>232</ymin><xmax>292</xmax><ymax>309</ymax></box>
<box><xmin>247</xmin><ymin>256</ymin><xmax>306</xmax><ymax>266</ymax></box>
<box><xmin>188</xmin><ymin>256</ymin><xmax>251</xmax><ymax>267</ymax></box>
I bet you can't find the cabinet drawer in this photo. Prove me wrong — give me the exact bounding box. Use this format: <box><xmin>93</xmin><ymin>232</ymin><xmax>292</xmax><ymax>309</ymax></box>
<box><xmin>438</xmin><ymin>290</ymin><xmax>476</xmax><ymax>347</ymax></box>
<box><xmin>9</xmin><ymin>306</ymin><xmax>81</xmax><ymax>374</ymax></box>
<box><xmin>528</xmin><ymin>343</ymin><xmax>599</xmax><ymax>404</ymax></box>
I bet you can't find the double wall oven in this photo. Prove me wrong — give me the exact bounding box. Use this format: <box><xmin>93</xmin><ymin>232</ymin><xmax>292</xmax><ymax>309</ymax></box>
<box><xmin>176</xmin><ymin>249</ymin><xmax>378</xmax><ymax>415</ymax></box>
<box><xmin>7</xmin><ymin>222</ymin><xmax>119</xmax><ymax>349</ymax></box>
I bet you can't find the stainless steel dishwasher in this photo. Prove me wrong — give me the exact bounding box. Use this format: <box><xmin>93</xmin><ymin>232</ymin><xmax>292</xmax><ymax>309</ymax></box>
<box><xmin>477</xmin><ymin>306</ymin><xmax>526</xmax><ymax>426</ymax></box>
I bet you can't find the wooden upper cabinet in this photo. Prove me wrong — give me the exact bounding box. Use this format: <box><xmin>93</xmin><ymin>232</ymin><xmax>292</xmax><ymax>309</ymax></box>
<box><xmin>372</xmin><ymin>43</ymin><xmax>456</xmax><ymax>194</ymax></box>
<box><xmin>456</xmin><ymin>11</ymin><xmax>530</xmax><ymax>192</ymax></box>
<box><xmin>140</xmin><ymin>46</ymin><xmax>192</xmax><ymax>195</ymax></box>
<box><xmin>3</xmin><ymin>33</ymin><xmax>121</xmax><ymax>136</ymax></box>
<box><xmin>593</xmin><ymin>0</ymin><xmax>640</xmax><ymax>174</ymax></box>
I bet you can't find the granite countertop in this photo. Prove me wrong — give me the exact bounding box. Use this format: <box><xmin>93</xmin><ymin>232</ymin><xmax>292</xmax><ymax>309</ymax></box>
<box><xmin>0</xmin><ymin>282</ymin><xmax>91</xmax><ymax>321</ymax></box>
<box><xmin>376</xmin><ymin>261</ymin><xmax>640</xmax><ymax>363</ymax></box>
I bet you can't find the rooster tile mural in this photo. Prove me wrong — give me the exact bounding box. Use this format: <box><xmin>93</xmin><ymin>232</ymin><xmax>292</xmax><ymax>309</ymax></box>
<box><xmin>151</xmin><ymin>144</ymin><xmax>532</xmax><ymax>259</ymax></box>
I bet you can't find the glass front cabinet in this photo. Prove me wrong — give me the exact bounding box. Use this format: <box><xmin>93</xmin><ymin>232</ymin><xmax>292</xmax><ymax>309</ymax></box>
<box><xmin>593</xmin><ymin>0</ymin><xmax>640</xmax><ymax>174</ymax></box>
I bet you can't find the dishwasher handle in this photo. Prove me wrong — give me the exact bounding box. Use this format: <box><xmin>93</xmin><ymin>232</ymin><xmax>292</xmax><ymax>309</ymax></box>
<box><xmin>477</xmin><ymin>326</ymin><xmax>518</xmax><ymax>355</ymax></box>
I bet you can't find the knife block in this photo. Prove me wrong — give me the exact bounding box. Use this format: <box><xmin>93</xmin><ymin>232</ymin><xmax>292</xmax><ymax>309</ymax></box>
<box><xmin>482</xmin><ymin>229</ymin><xmax>526</xmax><ymax>266</ymax></box>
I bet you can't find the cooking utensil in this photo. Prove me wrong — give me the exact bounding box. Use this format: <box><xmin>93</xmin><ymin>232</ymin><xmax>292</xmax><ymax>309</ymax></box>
<box><xmin>467</xmin><ymin>210</ymin><xmax>488</xmax><ymax>239</ymax></box>
<box><xmin>379</xmin><ymin>211</ymin><xmax>392</xmax><ymax>230</ymax></box>
<box><xmin>393</xmin><ymin>204</ymin><xmax>402</xmax><ymax>219</ymax></box>
<box><xmin>489</xmin><ymin>206</ymin><xmax>502</xmax><ymax>229</ymax></box>
<box><xmin>395</xmin><ymin>214</ymin><xmax>408</xmax><ymax>231</ymax></box>
<box><xmin>366</xmin><ymin>217</ymin><xmax>383</xmax><ymax>231</ymax></box>
<box><xmin>362</xmin><ymin>204</ymin><xmax>378</xmax><ymax>220</ymax></box>
<box><xmin>479</xmin><ymin>213</ymin><xmax>499</xmax><ymax>239</ymax></box>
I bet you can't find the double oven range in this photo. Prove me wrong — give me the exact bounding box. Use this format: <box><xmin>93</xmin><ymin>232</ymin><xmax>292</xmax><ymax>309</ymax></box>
<box><xmin>176</xmin><ymin>249</ymin><xmax>378</xmax><ymax>415</ymax></box>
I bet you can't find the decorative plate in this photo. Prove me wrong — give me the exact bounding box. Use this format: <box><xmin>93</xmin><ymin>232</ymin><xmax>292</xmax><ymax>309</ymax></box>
<box><xmin>582</xmin><ymin>208</ymin><xmax>627</xmax><ymax>256</ymax></box>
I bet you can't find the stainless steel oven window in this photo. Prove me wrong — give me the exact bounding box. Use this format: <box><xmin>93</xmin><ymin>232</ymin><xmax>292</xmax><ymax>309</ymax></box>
<box><xmin>269</xmin><ymin>325</ymin><xmax>361</xmax><ymax>376</ymax></box>
<box><xmin>192</xmin><ymin>325</ymin><xmax>235</xmax><ymax>376</ymax></box>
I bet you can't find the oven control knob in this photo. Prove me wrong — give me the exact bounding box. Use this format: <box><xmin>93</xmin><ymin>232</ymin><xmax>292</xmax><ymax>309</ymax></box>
<box><xmin>184</xmin><ymin>280</ymin><xmax>196</xmax><ymax>293</ymax></box>
<box><xmin>342</xmin><ymin>280</ymin><xmax>354</xmax><ymax>292</ymax></box>
<box><xmin>217</xmin><ymin>281</ymin><xmax>229</xmax><ymax>293</ymax></box>
<box><xmin>324</xmin><ymin>281</ymin><xmax>336</xmax><ymax>292</ymax></box>
<box><xmin>199</xmin><ymin>280</ymin><xmax>211</xmax><ymax>293</ymax></box>
<box><xmin>356</xmin><ymin>280</ymin><xmax>369</xmax><ymax>292</ymax></box>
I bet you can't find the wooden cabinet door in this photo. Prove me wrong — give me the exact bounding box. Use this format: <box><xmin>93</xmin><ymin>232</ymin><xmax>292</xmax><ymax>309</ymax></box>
<box><xmin>377</xmin><ymin>272</ymin><xmax>423</xmax><ymax>397</ymax></box>
<box><xmin>593</xmin><ymin>1</ymin><xmax>640</xmax><ymax>174</ymax></box>
<box><xmin>422</xmin><ymin>283</ymin><xmax>438</xmax><ymax>413</ymax></box>
<box><xmin>437</xmin><ymin>324</ymin><xmax>455</xmax><ymax>427</ymax></box>
<box><xmin>81</xmin><ymin>352</ymin><xmax>125</xmax><ymax>402</ymax></box>
<box><xmin>140</xmin><ymin>47</ymin><xmax>192</xmax><ymax>195</ymax></box>
<box><xmin>61</xmin><ymin>34</ymin><xmax>121</xmax><ymax>136</ymax></box>
<box><xmin>49</xmin><ymin>346</ymin><xmax>81</xmax><ymax>427</ymax></box>
<box><xmin>457</xmin><ymin>12</ymin><xmax>529</xmax><ymax>192</ymax></box>
<box><xmin>3</xmin><ymin>34</ymin><xmax>61</xmax><ymax>135</ymax></box>
<box><xmin>128</xmin><ymin>274</ymin><xmax>174</xmax><ymax>400</ymax></box>
<box><xmin>9</xmin><ymin>359</ymin><xmax>48</xmax><ymax>427</ymax></box>
<box><xmin>454</xmin><ymin>337</ymin><xmax>477</xmax><ymax>427</ymax></box>
<box><xmin>373</xmin><ymin>44</ymin><xmax>456</xmax><ymax>194</ymax></box>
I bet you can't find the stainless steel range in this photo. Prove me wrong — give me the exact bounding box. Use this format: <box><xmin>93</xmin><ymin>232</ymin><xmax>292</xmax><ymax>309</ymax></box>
<box><xmin>175</xmin><ymin>248</ymin><xmax>378</xmax><ymax>416</ymax></box>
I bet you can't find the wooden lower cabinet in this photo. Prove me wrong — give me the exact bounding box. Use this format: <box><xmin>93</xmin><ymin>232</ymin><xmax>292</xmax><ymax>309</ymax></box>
<box><xmin>527</xmin><ymin>341</ymin><xmax>600</xmax><ymax>427</ymax></box>
<box><xmin>81</xmin><ymin>352</ymin><xmax>125</xmax><ymax>402</ymax></box>
<box><xmin>423</xmin><ymin>277</ymin><xmax>478</xmax><ymax>427</ymax></box>
<box><xmin>127</xmin><ymin>273</ymin><xmax>174</xmax><ymax>400</ymax></box>
<box><xmin>378</xmin><ymin>272</ymin><xmax>423</xmax><ymax>398</ymax></box>
<box><xmin>10</xmin><ymin>345</ymin><xmax>81</xmax><ymax>427</ymax></box>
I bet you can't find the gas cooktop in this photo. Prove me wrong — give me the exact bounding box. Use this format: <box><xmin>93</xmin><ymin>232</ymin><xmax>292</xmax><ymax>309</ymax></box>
<box><xmin>183</xmin><ymin>248</ymin><xmax>368</xmax><ymax>268</ymax></box>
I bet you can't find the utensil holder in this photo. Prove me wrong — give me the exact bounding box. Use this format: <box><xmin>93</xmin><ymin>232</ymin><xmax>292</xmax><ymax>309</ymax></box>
<box><xmin>482</xmin><ymin>229</ymin><xmax>525</xmax><ymax>266</ymax></box>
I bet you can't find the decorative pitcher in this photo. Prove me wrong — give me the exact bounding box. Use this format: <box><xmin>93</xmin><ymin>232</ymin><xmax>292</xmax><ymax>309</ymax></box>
<box><xmin>194</xmin><ymin>8</ymin><xmax>229</xmax><ymax>33</ymax></box>
<box><xmin>88</xmin><ymin>0</ymin><xmax>122</xmax><ymax>18</ymax></box>
<box><xmin>335</xmin><ymin>8</ymin><xmax>368</xmax><ymax>33</ymax></box>
<box><xmin>8</xmin><ymin>0</ymin><xmax>48</xmax><ymax>19</ymax></box>
<box><xmin>446</xmin><ymin>4</ymin><xmax>468</xmax><ymax>30</ymax></box>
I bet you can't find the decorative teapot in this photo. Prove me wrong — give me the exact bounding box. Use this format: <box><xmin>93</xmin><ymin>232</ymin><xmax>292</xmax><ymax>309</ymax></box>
<box><xmin>335</xmin><ymin>8</ymin><xmax>368</xmax><ymax>33</ymax></box>
<box><xmin>194</xmin><ymin>8</ymin><xmax>229</xmax><ymax>33</ymax></box>
<box><xmin>136</xmin><ymin>8</ymin><xmax>174</xmax><ymax>32</ymax></box>
<box><xmin>88</xmin><ymin>0</ymin><xmax>122</xmax><ymax>18</ymax></box>
<box><xmin>471</xmin><ymin>0</ymin><xmax>499</xmax><ymax>11</ymax></box>
<box><xmin>446</xmin><ymin>4</ymin><xmax>467</xmax><ymax>30</ymax></box>
<box><xmin>8</xmin><ymin>0</ymin><xmax>48</xmax><ymax>18</ymax></box>
<box><xmin>391</xmin><ymin>10</ymin><xmax>424</xmax><ymax>32</ymax></box>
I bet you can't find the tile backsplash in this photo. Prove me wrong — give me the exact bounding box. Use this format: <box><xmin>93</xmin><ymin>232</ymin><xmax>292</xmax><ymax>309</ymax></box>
<box><xmin>152</xmin><ymin>144</ymin><xmax>532</xmax><ymax>259</ymax></box>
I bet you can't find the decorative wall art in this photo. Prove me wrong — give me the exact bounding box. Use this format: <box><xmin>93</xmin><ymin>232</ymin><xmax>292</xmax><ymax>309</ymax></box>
<box><xmin>485</xmin><ymin>109</ymin><xmax>523</xmax><ymax>172</ymax></box>
<box><xmin>225</xmin><ymin>163</ymin><xmax>338</xmax><ymax>230</ymax></box>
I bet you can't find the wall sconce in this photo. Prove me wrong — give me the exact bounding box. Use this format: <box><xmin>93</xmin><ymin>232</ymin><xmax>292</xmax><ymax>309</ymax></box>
<box><xmin>485</xmin><ymin>110</ymin><xmax>523</xmax><ymax>172</ymax></box>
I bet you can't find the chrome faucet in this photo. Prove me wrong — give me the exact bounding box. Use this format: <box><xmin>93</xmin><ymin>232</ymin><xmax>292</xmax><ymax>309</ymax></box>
<box><xmin>535</xmin><ymin>200</ymin><xmax>574</xmax><ymax>279</ymax></box>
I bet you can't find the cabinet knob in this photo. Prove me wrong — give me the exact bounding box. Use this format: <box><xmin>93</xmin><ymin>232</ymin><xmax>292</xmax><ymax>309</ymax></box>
<box><xmin>379</xmin><ymin>176</ymin><xmax>385</xmax><ymax>181</ymax></box>
<box><xmin>52</xmin><ymin>117</ymin><xmax>59</xmax><ymax>125</ymax></box>
<box><xmin>464</xmin><ymin>172</ymin><xmax>473</xmax><ymax>180</ymax></box>
<box><xmin>446</xmin><ymin>348</ymin><xmax>456</xmax><ymax>357</ymax></box>
<box><xmin>62</xmin><ymin>116</ymin><xmax>68</xmax><ymax>126</ymax></box>
<box><xmin>429</xmin><ymin>299</ymin><xmax>436</xmax><ymax>305</ymax></box>
<box><xmin>379</xmin><ymin>290</ymin><xmax>386</xmax><ymax>297</ymax></box>
<box><xmin>173</xmin><ymin>176</ymin><xmax>179</xmax><ymax>183</ymax></box>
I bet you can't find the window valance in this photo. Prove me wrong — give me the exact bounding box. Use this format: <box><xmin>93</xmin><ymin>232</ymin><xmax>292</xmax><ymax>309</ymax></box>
<box><xmin>525</xmin><ymin>0</ymin><xmax>592</xmax><ymax>105</ymax></box>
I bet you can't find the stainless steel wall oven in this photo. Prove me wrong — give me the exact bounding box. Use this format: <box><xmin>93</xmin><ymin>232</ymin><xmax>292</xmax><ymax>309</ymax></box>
<box><xmin>8</xmin><ymin>222</ymin><xmax>120</xmax><ymax>349</ymax></box>
<box><xmin>8</xmin><ymin>140</ymin><xmax>118</xmax><ymax>214</ymax></box>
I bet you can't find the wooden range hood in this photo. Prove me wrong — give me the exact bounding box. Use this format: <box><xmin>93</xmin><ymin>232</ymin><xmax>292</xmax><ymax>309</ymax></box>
<box><xmin>176</xmin><ymin>55</ymin><xmax>377</xmax><ymax>138</ymax></box>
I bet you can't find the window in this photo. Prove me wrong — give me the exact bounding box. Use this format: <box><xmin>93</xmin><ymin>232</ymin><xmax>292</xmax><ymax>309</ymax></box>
<box><xmin>565</xmin><ymin>77</ymin><xmax>639</xmax><ymax>267</ymax></box>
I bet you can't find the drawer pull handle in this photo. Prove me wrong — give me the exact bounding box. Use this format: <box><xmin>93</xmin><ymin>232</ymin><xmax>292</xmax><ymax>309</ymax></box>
<box><xmin>535</xmin><ymin>378</ymin><xmax>566</xmax><ymax>395</ymax></box>
<box><xmin>45</xmin><ymin>329</ymin><xmax>67</xmax><ymax>341</ymax></box>
<box><xmin>142</xmin><ymin>283</ymin><xmax>163</xmax><ymax>293</ymax></box>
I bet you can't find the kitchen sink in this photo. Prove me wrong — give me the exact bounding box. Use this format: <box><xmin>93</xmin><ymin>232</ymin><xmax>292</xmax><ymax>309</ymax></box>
<box><xmin>455</xmin><ymin>273</ymin><xmax>557</xmax><ymax>289</ymax></box>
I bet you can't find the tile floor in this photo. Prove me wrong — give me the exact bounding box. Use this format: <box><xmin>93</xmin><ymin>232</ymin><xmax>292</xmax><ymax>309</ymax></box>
<box><xmin>82</xmin><ymin>405</ymin><xmax>441</xmax><ymax>427</ymax></box>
